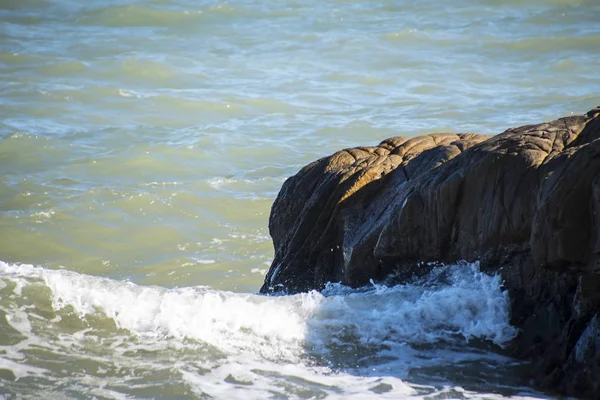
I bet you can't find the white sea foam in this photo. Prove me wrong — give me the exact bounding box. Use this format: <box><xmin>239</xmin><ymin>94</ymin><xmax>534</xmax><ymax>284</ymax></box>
<box><xmin>0</xmin><ymin>261</ymin><xmax>538</xmax><ymax>399</ymax></box>
<box><xmin>3</xmin><ymin>261</ymin><xmax>517</xmax><ymax>350</ymax></box>
<box><xmin>118</xmin><ymin>88</ymin><xmax>147</xmax><ymax>98</ymax></box>
<box><xmin>207</xmin><ymin>177</ymin><xmax>239</xmax><ymax>189</ymax></box>
<box><xmin>195</xmin><ymin>259</ymin><xmax>216</xmax><ymax>264</ymax></box>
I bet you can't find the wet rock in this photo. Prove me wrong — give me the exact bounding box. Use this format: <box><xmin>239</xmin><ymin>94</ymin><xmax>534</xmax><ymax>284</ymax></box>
<box><xmin>261</xmin><ymin>107</ymin><xmax>600</xmax><ymax>398</ymax></box>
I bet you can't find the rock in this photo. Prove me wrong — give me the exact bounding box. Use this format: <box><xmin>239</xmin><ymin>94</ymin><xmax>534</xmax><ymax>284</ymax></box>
<box><xmin>560</xmin><ymin>313</ymin><xmax>600</xmax><ymax>396</ymax></box>
<box><xmin>260</xmin><ymin>107</ymin><xmax>600</xmax><ymax>398</ymax></box>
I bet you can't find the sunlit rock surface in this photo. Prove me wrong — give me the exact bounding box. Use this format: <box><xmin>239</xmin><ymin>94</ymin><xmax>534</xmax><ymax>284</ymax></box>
<box><xmin>261</xmin><ymin>107</ymin><xmax>600</xmax><ymax>399</ymax></box>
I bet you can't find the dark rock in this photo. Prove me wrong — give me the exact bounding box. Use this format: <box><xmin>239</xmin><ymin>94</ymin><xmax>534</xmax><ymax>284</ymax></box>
<box><xmin>260</xmin><ymin>107</ymin><xmax>600</xmax><ymax>399</ymax></box>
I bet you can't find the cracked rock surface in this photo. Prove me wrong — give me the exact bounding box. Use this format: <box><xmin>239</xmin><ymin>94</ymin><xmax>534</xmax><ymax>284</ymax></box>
<box><xmin>261</xmin><ymin>107</ymin><xmax>600</xmax><ymax>399</ymax></box>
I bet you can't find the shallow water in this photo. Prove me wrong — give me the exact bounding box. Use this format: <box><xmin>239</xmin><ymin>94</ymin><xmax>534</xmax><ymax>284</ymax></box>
<box><xmin>1</xmin><ymin>0</ymin><xmax>599</xmax><ymax>398</ymax></box>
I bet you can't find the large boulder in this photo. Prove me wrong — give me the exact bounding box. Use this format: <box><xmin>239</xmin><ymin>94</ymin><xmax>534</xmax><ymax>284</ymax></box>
<box><xmin>260</xmin><ymin>107</ymin><xmax>600</xmax><ymax>398</ymax></box>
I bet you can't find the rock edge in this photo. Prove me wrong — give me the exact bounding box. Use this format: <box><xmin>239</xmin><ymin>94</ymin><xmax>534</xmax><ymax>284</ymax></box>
<box><xmin>261</xmin><ymin>107</ymin><xmax>600</xmax><ymax>399</ymax></box>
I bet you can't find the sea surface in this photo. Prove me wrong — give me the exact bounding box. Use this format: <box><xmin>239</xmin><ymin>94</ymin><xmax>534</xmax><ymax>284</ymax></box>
<box><xmin>1</xmin><ymin>0</ymin><xmax>599</xmax><ymax>399</ymax></box>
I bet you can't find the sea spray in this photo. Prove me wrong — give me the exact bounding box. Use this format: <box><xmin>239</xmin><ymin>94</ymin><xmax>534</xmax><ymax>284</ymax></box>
<box><xmin>1</xmin><ymin>261</ymin><xmax>515</xmax><ymax>348</ymax></box>
<box><xmin>0</xmin><ymin>260</ymin><xmax>532</xmax><ymax>398</ymax></box>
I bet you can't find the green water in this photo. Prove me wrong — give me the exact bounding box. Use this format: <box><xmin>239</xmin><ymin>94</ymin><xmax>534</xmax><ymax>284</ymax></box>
<box><xmin>1</xmin><ymin>0</ymin><xmax>599</xmax><ymax>398</ymax></box>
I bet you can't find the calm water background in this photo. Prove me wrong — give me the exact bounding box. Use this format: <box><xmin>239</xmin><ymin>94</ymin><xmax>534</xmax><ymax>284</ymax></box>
<box><xmin>1</xmin><ymin>0</ymin><xmax>599</xmax><ymax>398</ymax></box>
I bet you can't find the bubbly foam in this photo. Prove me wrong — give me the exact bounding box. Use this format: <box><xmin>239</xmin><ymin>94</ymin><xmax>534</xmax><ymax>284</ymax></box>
<box><xmin>0</xmin><ymin>261</ymin><xmax>515</xmax><ymax>346</ymax></box>
<box><xmin>0</xmin><ymin>261</ymin><xmax>543</xmax><ymax>398</ymax></box>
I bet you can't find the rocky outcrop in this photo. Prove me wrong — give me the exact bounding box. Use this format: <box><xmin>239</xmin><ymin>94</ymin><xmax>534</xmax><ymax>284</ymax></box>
<box><xmin>260</xmin><ymin>107</ymin><xmax>600</xmax><ymax>399</ymax></box>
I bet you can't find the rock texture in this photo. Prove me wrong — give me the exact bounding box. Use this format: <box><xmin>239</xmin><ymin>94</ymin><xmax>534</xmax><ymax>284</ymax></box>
<box><xmin>260</xmin><ymin>107</ymin><xmax>600</xmax><ymax>399</ymax></box>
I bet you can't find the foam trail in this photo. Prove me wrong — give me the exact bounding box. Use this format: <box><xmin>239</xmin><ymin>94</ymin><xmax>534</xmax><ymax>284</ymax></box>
<box><xmin>0</xmin><ymin>261</ymin><xmax>310</xmax><ymax>361</ymax></box>
<box><xmin>0</xmin><ymin>261</ymin><xmax>515</xmax><ymax>352</ymax></box>
<box><xmin>0</xmin><ymin>261</ymin><xmax>535</xmax><ymax>399</ymax></box>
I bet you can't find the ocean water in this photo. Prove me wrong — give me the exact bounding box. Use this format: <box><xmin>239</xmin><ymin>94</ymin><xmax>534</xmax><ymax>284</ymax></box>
<box><xmin>1</xmin><ymin>0</ymin><xmax>599</xmax><ymax>398</ymax></box>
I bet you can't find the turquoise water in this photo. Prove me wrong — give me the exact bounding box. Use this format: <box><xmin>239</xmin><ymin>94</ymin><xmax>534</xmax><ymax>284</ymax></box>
<box><xmin>1</xmin><ymin>0</ymin><xmax>599</xmax><ymax>398</ymax></box>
